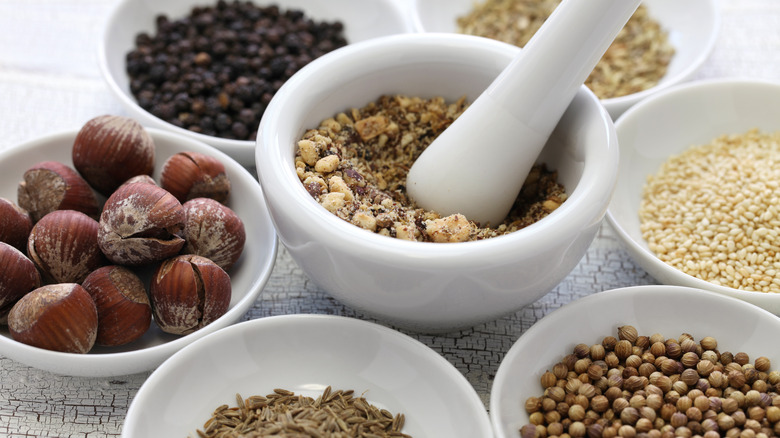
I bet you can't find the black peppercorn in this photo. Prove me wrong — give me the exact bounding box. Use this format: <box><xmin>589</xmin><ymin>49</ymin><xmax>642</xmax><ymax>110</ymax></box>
<box><xmin>125</xmin><ymin>0</ymin><xmax>347</xmax><ymax>141</ymax></box>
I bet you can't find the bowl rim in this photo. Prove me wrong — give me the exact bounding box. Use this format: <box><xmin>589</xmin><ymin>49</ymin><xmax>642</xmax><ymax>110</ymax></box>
<box><xmin>256</xmin><ymin>32</ymin><xmax>619</xmax><ymax>267</ymax></box>
<box><xmin>122</xmin><ymin>313</ymin><xmax>493</xmax><ymax>437</ymax></box>
<box><xmin>0</xmin><ymin>127</ymin><xmax>278</xmax><ymax>376</ymax></box>
<box><xmin>607</xmin><ymin>77</ymin><xmax>780</xmax><ymax>302</ymax></box>
<box><xmin>489</xmin><ymin>284</ymin><xmax>780</xmax><ymax>438</ymax></box>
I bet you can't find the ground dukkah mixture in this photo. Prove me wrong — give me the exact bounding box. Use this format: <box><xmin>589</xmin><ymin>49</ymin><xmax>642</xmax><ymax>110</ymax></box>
<box><xmin>639</xmin><ymin>129</ymin><xmax>780</xmax><ymax>293</ymax></box>
<box><xmin>457</xmin><ymin>0</ymin><xmax>675</xmax><ymax>99</ymax></box>
<box><xmin>295</xmin><ymin>95</ymin><xmax>567</xmax><ymax>243</ymax></box>
<box><xmin>195</xmin><ymin>387</ymin><xmax>410</xmax><ymax>438</ymax></box>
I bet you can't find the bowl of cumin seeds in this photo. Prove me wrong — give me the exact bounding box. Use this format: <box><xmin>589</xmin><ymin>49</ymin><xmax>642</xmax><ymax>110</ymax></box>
<box><xmin>411</xmin><ymin>0</ymin><xmax>720</xmax><ymax>119</ymax></box>
<box><xmin>607</xmin><ymin>78</ymin><xmax>780</xmax><ymax>316</ymax></box>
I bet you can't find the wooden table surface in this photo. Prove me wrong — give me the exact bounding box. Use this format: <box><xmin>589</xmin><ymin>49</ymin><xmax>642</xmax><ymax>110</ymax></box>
<box><xmin>1</xmin><ymin>0</ymin><xmax>779</xmax><ymax>436</ymax></box>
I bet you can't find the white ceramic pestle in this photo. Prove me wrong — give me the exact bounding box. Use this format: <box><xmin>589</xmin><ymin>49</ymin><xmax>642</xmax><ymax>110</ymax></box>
<box><xmin>406</xmin><ymin>0</ymin><xmax>641</xmax><ymax>227</ymax></box>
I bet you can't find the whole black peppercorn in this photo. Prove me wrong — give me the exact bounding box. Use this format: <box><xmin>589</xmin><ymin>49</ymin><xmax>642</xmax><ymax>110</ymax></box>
<box><xmin>125</xmin><ymin>0</ymin><xmax>347</xmax><ymax>141</ymax></box>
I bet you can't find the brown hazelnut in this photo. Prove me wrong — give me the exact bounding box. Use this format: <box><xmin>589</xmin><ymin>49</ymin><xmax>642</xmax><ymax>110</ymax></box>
<box><xmin>121</xmin><ymin>174</ymin><xmax>157</xmax><ymax>187</ymax></box>
<box><xmin>81</xmin><ymin>265</ymin><xmax>152</xmax><ymax>346</ymax></box>
<box><xmin>150</xmin><ymin>254</ymin><xmax>231</xmax><ymax>335</ymax></box>
<box><xmin>160</xmin><ymin>151</ymin><xmax>230</xmax><ymax>203</ymax></box>
<box><xmin>0</xmin><ymin>242</ymin><xmax>41</xmax><ymax>323</ymax></box>
<box><xmin>17</xmin><ymin>161</ymin><xmax>100</xmax><ymax>222</ymax></box>
<box><xmin>27</xmin><ymin>210</ymin><xmax>106</xmax><ymax>284</ymax></box>
<box><xmin>8</xmin><ymin>283</ymin><xmax>98</xmax><ymax>353</ymax></box>
<box><xmin>0</xmin><ymin>197</ymin><xmax>33</xmax><ymax>250</ymax></box>
<box><xmin>98</xmin><ymin>183</ymin><xmax>185</xmax><ymax>266</ymax></box>
<box><xmin>181</xmin><ymin>198</ymin><xmax>245</xmax><ymax>271</ymax></box>
<box><xmin>72</xmin><ymin>115</ymin><xmax>155</xmax><ymax>197</ymax></box>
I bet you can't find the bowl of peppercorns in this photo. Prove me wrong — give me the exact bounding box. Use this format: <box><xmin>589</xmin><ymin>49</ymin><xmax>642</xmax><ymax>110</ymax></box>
<box><xmin>98</xmin><ymin>0</ymin><xmax>413</xmax><ymax>167</ymax></box>
<box><xmin>491</xmin><ymin>285</ymin><xmax>780</xmax><ymax>438</ymax></box>
<box><xmin>255</xmin><ymin>33</ymin><xmax>619</xmax><ymax>332</ymax></box>
<box><xmin>607</xmin><ymin>78</ymin><xmax>780</xmax><ymax>317</ymax></box>
<box><xmin>410</xmin><ymin>0</ymin><xmax>720</xmax><ymax>119</ymax></box>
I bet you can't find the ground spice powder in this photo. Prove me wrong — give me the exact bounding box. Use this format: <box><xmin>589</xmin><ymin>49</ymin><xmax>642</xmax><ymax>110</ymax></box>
<box><xmin>295</xmin><ymin>95</ymin><xmax>567</xmax><ymax>242</ymax></box>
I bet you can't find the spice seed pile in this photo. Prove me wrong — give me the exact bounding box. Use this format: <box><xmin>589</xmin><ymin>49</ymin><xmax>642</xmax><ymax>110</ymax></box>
<box><xmin>639</xmin><ymin>129</ymin><xmax>780</xmax><ymax>293</ymax></box>
<box><xmin>126</xmin><ymin>0</ymin><xmax>347</xmax><ymax>141</ymax></box>
<box><xmin>295</xmin><ymin>95</ymin><xmax>567</xmax><ymax>242</ymax></box>
<box><xmin>457</xmin><ymin>0</ymin><xmax>675</xmax><ymax>99</ymax></box>
<box><xmin>521</xmin><ymin>325</ymin><xmax>780</xmax><ymax>438</ymax></box>
<box><xmin>195</xmin><ymin>387</ymin><xmax>410</xmax><ymax>438</ymax></box>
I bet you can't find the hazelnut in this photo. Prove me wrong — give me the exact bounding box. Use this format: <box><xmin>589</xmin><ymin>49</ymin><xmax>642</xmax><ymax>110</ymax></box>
<box><xmin>72</xmin><ymin>115</ymin><xmax>155</xmax><ymax>197</ymax></box>
<box><xmin>160</xmin><ymin>151</ymin><xmax>230</xmax><ymax>203</ymax></box>
<box><xmin>181</xmin><ymin>198</ymin><xmax>245</xmax><ymax>271</ymax></box>
<box><xmin>0</xmin><ymin>242</ymin><xmax>41</xmax><ymax>323</ymax></box>
<box><xmin>8</xmin><ymin>283</ymin><xmax>98</xmax><ymax>354</ymax></box>
<box><xmin>17</xmin><ymin>161</ymin><xmax>100</xmax><ymax>222</ymax></box>
<box><xmin>121</xmin><ymin>174</ymin><xmax>157</xmax><ymax>187</ymax></box>
<box><xmin>150</xmin><ymin>254</ymin><xmax>231</xmax><ymax>335</ymax></box>
<box><xmin>27</xmin><ymin>210</ymin><xmax>106</xmax><ymax>284</ymax></box>
<box><xmin>98</xmin><ymin>183</ymin><xmax>185</xmax><ymax>266</ymax></box>
<box><xmin>0</xmin><ymin>197</ymin><xmax>33</xmax><ymax>250</ymax></box>
<box><xmin>81</xmin><ymin>265</ymin><xmax>152</xmax><ymax>346</ymax></box>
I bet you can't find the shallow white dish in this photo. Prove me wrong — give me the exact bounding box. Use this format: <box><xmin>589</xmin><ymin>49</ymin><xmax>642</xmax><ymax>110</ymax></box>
<box><xmin>99</xmin><ymin>0</ymin><xmax>414</xmax><ymax>166</ymax></box>
<box><xmin>0</xmin><ymin>127</ymin><xmax>277</xmax><ymax>377</ymax></box>
<box><xmin>490</xmin><ymin>285</ymin><xmax>780</xmax><ymax>438</ymax></box>
<box><xmin>607</xmin><ymin>78</ymin><xmax>780</xmax><ymax>316</ymax></box>
<box><xmin>122</xmin><ymin>314</ymin><xmax>492</xmax><ymax>438</ymax></box>
<box><xmin>410</xmin><ymin>0</ymin><xmax>720</xmax><ymax>119</ymax></box>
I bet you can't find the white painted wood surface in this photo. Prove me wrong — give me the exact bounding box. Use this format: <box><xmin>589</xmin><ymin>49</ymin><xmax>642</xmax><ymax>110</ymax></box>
<box><xmin>1</xmin><ymin>0</ymin><xmax>779</xmax><ymax>436</ymax></box>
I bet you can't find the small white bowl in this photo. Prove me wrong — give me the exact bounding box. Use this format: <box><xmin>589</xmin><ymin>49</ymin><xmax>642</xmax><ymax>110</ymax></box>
<box><xmin>607</xmin><ymin>78</ymin><xmax>780</xmax><ymax>316</ymax></box>
<box><xmin>256</xmin><ymin>33</ymin><xmax>618</xmax><ymax>332</ymax></box>
<box><xmin>122</xmin><ymin>314</ymin><xmax>493</xmax><ymax>438</ymax></box>
<box><xmin>409</xmin><ymin>0</ymin><xmax>720</xmax><ymax>119</ymax></box>
<box><xmin>0</xmin><ymin>127</ymin><xmax>277</xmax><ymax>377</ymax></box>
<box><xmin>98</xmin><ymin>0</ymin><xmax>413</xmax><ymax>166</ymax></box>
<box><xmin>490</xmin><ymin>285</ymin><xmax>780</xmax><ymax>438</ymax></box>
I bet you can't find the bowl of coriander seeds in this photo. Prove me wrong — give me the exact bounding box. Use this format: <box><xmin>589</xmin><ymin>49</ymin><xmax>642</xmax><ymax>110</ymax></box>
<box><xmin>98</xmin><ymin>0</ymin><xmax>413</xmax><ymax>166</ymax></box>
<box><xmin>490</xmin><ymin>285</ymin><xmax>780</xmax><ymax>438</ymax></box>
<box><xmin>607</xmin><ymin>78</ymin><xmax>780</xmax><ymax>315</ymax></box>
<box><xmin>410</xmin><ymin>0</ymin><xmax>720</xmax><ymax>119</ymax></box>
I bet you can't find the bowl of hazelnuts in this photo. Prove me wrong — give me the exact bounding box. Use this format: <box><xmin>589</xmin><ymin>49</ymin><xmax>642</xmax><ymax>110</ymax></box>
<box><xmin>0</xmin><ymin>115</ymin><xmax>277</xmax><ymax>377</ymax></box>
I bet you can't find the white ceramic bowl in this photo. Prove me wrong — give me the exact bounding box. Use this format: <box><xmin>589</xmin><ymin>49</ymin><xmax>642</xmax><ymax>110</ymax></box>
<box><xmin>122</xmin><ymin>314</ymin><xmax>492</xmax><ymax>438</ymax></box>
<box><xmin>607</xmin><ymin>78</ymin><xmax>780</xmax><ymax>316</ymax></box>
<box><xmin>0</xmin><ymin>127</ymin><xmax>277</xmax><ymax>377</ymax></box>
<box><xmin>490</xmin><ymin>285</ymin><xmax>780</xmax><ymax>438</ymax></box>
<box><xmin>409</xmin><ymin>0</ymin><xmax>720</xmax><ymax>119</ymax></box>
<box><xmin>98</xmin><ymin>0</ymin><xmax>413</xmax><ymax>166</ymax></box>
<box><xmin>256</xmin><ymin>33</ymin><xmax>619</xmax><ymax>332</ymax></box>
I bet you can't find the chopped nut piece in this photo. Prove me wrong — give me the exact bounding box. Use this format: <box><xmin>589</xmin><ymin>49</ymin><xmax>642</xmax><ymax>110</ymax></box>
<box><xmin>297</xmin><ymin>139</ymin><xmax>320</xmax><ymax>166</ymax></box>
<box><xmin>319</xmin><ymin>192</ymin><xmax>346</xmax><ymax>213</ymax></box>
<box><xmin>328</xmin><ymin>176</ymin><xmax>353</xmax><ymax>202</ymax></box>
<box><xmin>352</xmin><ymin>211</ymin><xmax>377</xmax><ymax>232</ymax></box>
<box><xmin>424</xmin><ymin>214</ymin><xmax>474</xmax><ymax>243</ymax></box>
<box><xmin>354</xmin><ymin>115</ymin><xmax>389</xmax><ymax>141</ymax></box>
<box><xmin>314</xmin><ymin>155</ymin><xmax>340</xmax><ymax>173</ymax></box>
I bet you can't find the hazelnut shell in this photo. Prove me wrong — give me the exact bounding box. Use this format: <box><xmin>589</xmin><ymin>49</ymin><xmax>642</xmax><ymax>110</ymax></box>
<box><xmin>98</xmin><ymin>183</ymin><xmax>185</xmax><ymax>266</ymax></box>
<box><xmin>8</xmin><ymin>283</ymin><xmax>98</xmax><ymax>354</ymax></box>
<box><xmin>150</xmin><ymin>254</ymin><xmax>231</xmax><ymax>335</ymax></box>
<box><xmin>82</xmin><ymin>265</ymin><xmax>152</xmax><ymax>347</ymax></box>
<box><xmin>27</xmin><ymin>210</ymin><xmax>106</xmax><ymax>284</ymax></box>
<box><xmin>17</xmin><ymin>161</ymin><xmax>100</xmax><ymax>222</ymax></box>
<box><xmin>0</xmin><ymin>197</ymin><xmax>33</xmax><ymax>250</ymax></box>
<box><xmin>0</xmin><ymin>242</ymin><xmax>42</xmax><ymax>323</ymax></box>
<box><xmin>160</xmin><ymin>151</ymin><xmax>231</xmax><ymax>203</ymax></box>
<box><xmin>182</xmin><ymin>198</ymin><xmax>246</xmax><ymax>271</ymax></box>
<box><xmin>72</xmin><ymin>115</ymin><xmax>155</xmax><ymax>197</ymax></box>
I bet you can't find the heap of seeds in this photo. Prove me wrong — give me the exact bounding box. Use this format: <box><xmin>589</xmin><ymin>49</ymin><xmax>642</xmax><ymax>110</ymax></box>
<box><xmin>295</xmin><ymin>94</ymin><xmax>567</xmax><ymax>242</ymax></box>
<box><xmin>195</xmin><ymin>387</ymin><xmax>410</xmax><ymax>438</ymax></box>
<box><xmin>456</xmin><ymin>0</ymin><xmax>675</xmax><ymax>99</ymax></box>
<box><xmin>521</xmin><ymin>325</ymin><xmax>780</xmax><ymax>438</ymax></box>
<box><xmin>639</xmin><ymin>129</ymin><xmax>780</xmax><ymax>293</ymax></box>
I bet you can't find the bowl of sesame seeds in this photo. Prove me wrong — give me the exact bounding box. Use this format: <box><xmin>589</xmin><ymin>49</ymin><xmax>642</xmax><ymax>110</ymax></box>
<box><xmin>98</xmin><ymin>0</ymin><xmax>413</xmax><ymax>166</ymax></box>
<box><xmin>607</xmin><ymin>78</ymin><xmax>780</xmax><ymax>316</ymax></box>
<box><xmin>410</xmin><ymin>0</ymin><xmax>720</xmax><ymax>119</ymax></box>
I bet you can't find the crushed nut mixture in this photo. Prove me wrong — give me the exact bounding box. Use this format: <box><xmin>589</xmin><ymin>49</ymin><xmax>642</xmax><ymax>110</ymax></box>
<box><xmin>295</xmin><ymin>95</ymin><xmax>567</xmax><ymax>242</ymax></box>
<box><xmin>457</xmin><ymin>1</ymin><xmax>675</xmax><ymax>99</ymax></box>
